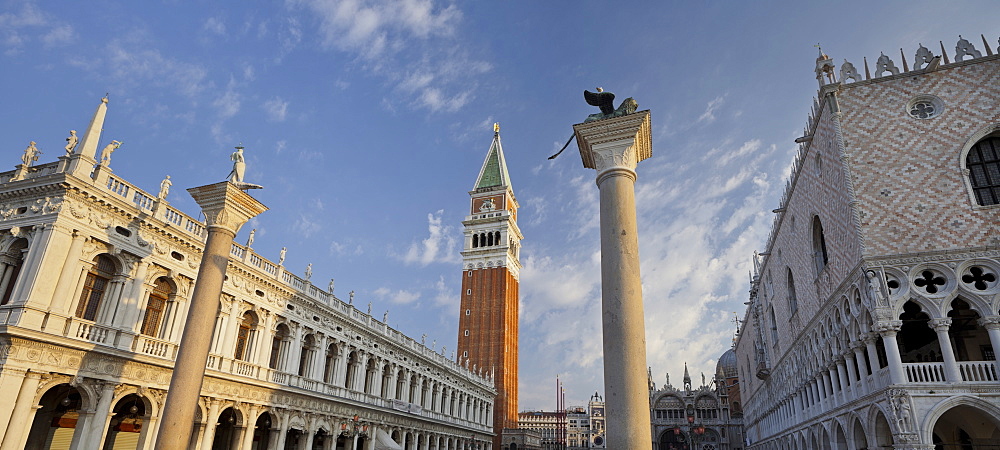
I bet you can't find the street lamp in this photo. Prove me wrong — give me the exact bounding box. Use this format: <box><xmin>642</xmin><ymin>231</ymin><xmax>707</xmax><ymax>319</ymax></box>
<box><xmin>340</xmin><ymin>415</ymin><xmax>369</xmax><ymax>438</ymax></box>
<box><xmin>671</xmin><ymin>415</ymin><xmax>705</xmax><ymax>450</ymax></box>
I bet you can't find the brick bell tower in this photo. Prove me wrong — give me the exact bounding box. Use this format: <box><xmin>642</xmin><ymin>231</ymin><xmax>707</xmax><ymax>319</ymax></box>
<box><xmin>458</xmin><ymin>123</ymin><xmax>522</xmax><ymax>447</ymax></box>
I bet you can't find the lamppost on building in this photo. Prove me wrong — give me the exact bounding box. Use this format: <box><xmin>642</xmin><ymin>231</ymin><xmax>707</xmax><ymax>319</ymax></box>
<box><xmin>672</xmin><ymin>414</ymin><xmax>705</xmax><ymax>450</ymax></box>
<box><xmin>340</xmin><ymin>415</ymin><xmax>369</xmax><ymax>439</ymax></box>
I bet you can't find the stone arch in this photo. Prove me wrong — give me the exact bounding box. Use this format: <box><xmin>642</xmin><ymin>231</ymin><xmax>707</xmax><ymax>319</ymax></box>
<box><xmin>25</xmin><ymin>382</ymin><xmax>91</xmax><ymax>447</ymax></box>
<box><xmin>959</xmin><ymin>123</ymin><xmax>1000</xmax><ymax>206</ymax></box>
<box><xmin>922</xmin><ymin>394</ymin><xmax>1000</xmax><ymax>444</ymax></box>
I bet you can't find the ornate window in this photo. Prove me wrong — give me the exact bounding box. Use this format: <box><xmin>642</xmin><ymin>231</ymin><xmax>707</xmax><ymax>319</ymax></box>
<box><xmin>786</xmin><ymin>268</ymin><xmax>798</xmax><ymax>315</ymax></box>
<box><xmin>298</xmin><ymin>334</ymin><xmax>316</xmax><ymax>377</ymax></box>
<box><xmin>812</xmin><ymin>217</ymin><xmax>829</xmax><ymax>275</ymax></box>
<box><xmin>323</xmin><ymin>343</ymin><xmax>339</xmax><ymax>383</ymax></box>
<box><xmin>966</xmin><ymin>135</ymin><xmax>1000</xmax><ymax>206</ymax></box>
<box><xmin>769</xmin><ymin>306</ymin><xmax>778</xmax><ymax>345</ymax></box>
<box><xmin>233</xmin><ymin>311</ymin><xmax>257</xmax><ymax>361</ymax></box>
<box><xmin>75</xmin><ymin>255</ymin><xmax>117</xmax><ymax>321</ymax></box>
<box><xmin>269</xmin><ymin>324</ymin><xmax>289</xmax><ymax>370</ymax></box>
<box><xmin>140</xmin><ymin>277</ymin><xmax>173</xmax><ymax>337</ymax></box>
<box><xmin>906</xmin><ymin>95</ymin><xmax>943</xmax><ymax>120</ymax></box>
<box><xmin>0</xmin><ymin>238</ymin><xmax>27</xmax><ymax>305</ymax></box>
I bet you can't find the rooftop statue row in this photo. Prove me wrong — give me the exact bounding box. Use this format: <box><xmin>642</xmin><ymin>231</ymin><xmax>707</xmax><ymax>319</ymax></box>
<box><xmin>816</xmin><ymin>34</ymin><xmax>998</xmax><ymax>86</ymax></box>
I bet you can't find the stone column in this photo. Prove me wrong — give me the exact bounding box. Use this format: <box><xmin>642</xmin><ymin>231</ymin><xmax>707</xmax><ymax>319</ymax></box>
<box><xmin>876</xmin><ymin>321</ymin><xmax>906</xmax><ymax>384</ymax></box>
<box><xmin>0</xmin><ymin>370</ymin><xmax>42</xmax><ymax>449</ymax></box>
<box><xmin>843</xmin><ymin>351</ymin><xmax>859</xmax><ymax>397</ymax></box>
<box><xmin>929</xmin><ymin>318</ymin><xmax>963</xmax><ymax>382</ymax></box>
<box><xmin>978</xmin><ymin>317</ymin><xmax>1000</xmax><ymax>377</ymax></box>
<box><xmin>200</xmin><ymin>399</ymin><xmax>223</xmax><ymax>450</ymax></box>
<box><xmin>835</xmin><ymin>358</ymin><xmax>849</xmax><ymax>402</ymax></box>
<box><xmin>239</xmin><ymin>404</ymin><xmax>260</xmax><ymax>450</ymax></box>
<box><xmin>155</xmin><ymin>182</ymin><xmax>267</xmax><ymax>450</ymax></box>
<box><xmin>864</xmin><ymin>334</ymin><xmax>881</xmax><ymax>377</ymax></box>
<box><xmin>851</xmin><ymin>341</ymin><xmax>870</xmax><ymax>392</ymax></box>
<box><xmin>573</xmin><ymin>110</ymin><xmax>653</xmax><ymax>450</ymax></box>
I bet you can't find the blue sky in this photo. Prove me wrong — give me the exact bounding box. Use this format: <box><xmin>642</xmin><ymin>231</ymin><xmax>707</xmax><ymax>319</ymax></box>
<box><xmin>1</xmin><ymin>0</ymin><xmax>996</xmax><ymax>409</ymax></box>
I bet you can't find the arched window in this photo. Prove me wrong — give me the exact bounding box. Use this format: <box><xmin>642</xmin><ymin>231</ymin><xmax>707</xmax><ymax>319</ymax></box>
<box><xmin>140</xmin><ymin>277</ymin><xmax>173</xmax><ymax>337</ymax></box>
<box><xmin>75</xmin><ymin>255</ymin><xmax>117</xmax><ymax>321</ymax></box>
<box><xmin>812</xmin><ymin>217</ymin><xmax>829</xmax><ymax>275</ymax></box>
<box><xmin>324</xmin><ymin>343</ymin><xmax>338</xmax><ymax>383</ymax></box>
<box><xmin>786</xmin><ymin>268</ymin><xmax>798</xmax><ymax>315</ymax></box>
<box><xmin>0</xmin><ymin>238</ymin><xmax>27</xmax><ymax>305</ymax></box>
<box><xmin>768</xmin><ymin>306</ymin><xmax>778</xmax><ymax>345</ymax></box>
<box><xmin>233</xmin><ymin>311</ymin><xmax>257</xmax><ymax>361</ymax></box>
<box><xmin>966</xmin><ymin>135</ymin><xmax>1000</xmax><ymax>205</ymax></box>
<box><xmin>494</xmin><ymin>231</ymin><xmax>501</xmax><ymax>245</ymax></box>
<box><xmin>269</xmin><ymin>324</ymin><xmax>289</xmax><ymax>370</ymax></box>
<box><xmin>472</xmin><ymin>234</ymin><xmax>479</xmax><ymax>248</ymax></box>
<box><xmin>298</xmin><ymin>334</ymin><xmax>315</xmax><ymax>377</ymax></box>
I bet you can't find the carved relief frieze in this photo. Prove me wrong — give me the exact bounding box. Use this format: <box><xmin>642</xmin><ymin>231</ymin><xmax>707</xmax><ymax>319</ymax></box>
<box><xmin>29</xmin><ymin>196</ymin><xmax>63</xmax><ymax>215</ymax></box>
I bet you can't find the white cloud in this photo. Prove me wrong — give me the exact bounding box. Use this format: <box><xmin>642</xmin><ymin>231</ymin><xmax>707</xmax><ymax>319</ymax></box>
<box><xmin>263</xmin><ymin>96</ymin><xmax>289</xmax><ymax>122</ymax></box>
<box><xmin>293</xmin><ymin>213</ymin><xmax>322</xmax><ymax>238</ymax></box>
<box><xmin>41</xmin><ymin>24</ymin><xmax>74</xmax><ymax>47</ymax></box>
<box><xmin>698</xmin><ymin>95</ymin><xmax>726</xmax><ymax>124</ymax></box>
<box><xmin>204</xmin><ymin>17</ymin><xmax>226</xmax><ymax>36</ymax></box>
<box><xmin>374</xmin><ymin>287</ymin><xmax>421</xmax><ymax>305</ymax></box>
<box><xmin>290</xmin><ymin>0</ymin><xmax>488</xmax><ymax>113</ymax></box>
<box><xmin>401</xmin><ymin>210</ymin><xmax>457</xmax><ymax>266</ymax></box>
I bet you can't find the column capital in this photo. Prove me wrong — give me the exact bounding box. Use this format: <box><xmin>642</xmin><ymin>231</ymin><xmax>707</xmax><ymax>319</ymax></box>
<box><xmin>573</xmin><ymin>110</ymin><xmax>652</xmax><ymax>176</ymax></box>
<box><xmin>928</xmin><ymin>318</ymin><xmax>952</xmax><ymax>332</ymax></box>
<box><xmin>875</xmin><ymin>321</ymin><xmax>903</xmax><ymax>336</ymax></box>
<box><xmin>187</xmin><ymin>182</ymin><xmax>268</xmax><ymax>236</ymax></box>
<box><xmin>979</xmin><ymin>316</ymin><xmax>1000</xmax><ymax>330</ymax></box>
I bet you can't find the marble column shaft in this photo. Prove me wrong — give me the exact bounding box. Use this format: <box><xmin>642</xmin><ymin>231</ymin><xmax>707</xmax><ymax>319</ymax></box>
<box><xmin>573</xmin><ymin>111</ymin><xmax>653</xmax><ymax>450</ymax></box>
<box><xmin>155</xmin><ymin>182</ymin><xmax>267</xmax><ymax>450</ymax></box>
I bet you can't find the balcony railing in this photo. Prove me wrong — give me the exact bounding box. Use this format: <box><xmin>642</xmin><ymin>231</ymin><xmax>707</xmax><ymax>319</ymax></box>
<box><xmin>904</xmin><ymin>362</ymin><xmax>946</xmax><ymax>383</ymax></box>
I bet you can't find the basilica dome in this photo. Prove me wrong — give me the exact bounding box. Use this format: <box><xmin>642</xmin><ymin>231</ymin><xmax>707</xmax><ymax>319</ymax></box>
<box><xmin>717</xmin><ymin>348</ymin><xmax>738</xmax><ymax>378</ymax></box>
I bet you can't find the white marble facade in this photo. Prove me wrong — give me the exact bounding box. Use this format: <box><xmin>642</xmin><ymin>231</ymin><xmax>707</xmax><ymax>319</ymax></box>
<box><xmin>0</xmin><ymin>99</ymin><xmax>494</xmax><ymax>450</ymax></box>
<box><xmin>736</xmin><ymin>37</ymin><xmax>1000</xmax><ymax>449</ymax></box>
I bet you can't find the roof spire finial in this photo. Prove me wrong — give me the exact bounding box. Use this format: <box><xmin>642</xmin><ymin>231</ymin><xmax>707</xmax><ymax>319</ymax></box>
<box><xmin>494</xmin><ymin>122</ymin><xmax>500</xmax><ymax>135</ymax></box>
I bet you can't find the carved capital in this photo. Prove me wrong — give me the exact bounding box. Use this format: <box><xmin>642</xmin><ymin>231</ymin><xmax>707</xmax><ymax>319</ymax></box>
<box><xmin>187</xmin><ymin>182</ymin><xmax>268</xmax><ymax>236</ymax></box>
<box><xmin>979</xmin><ymin>316</ymin><xmax>1000</xmax><ymax>330</ymax></box>
<box><xmin>573</xmin><ymin>110</ymin><xmax>651</xmax><ymax>175</ymax></box>
<box><xmin>874</xmin><ymin>320</ymin><xmax>903</xmax><ymax>336</ymax></box>
<box><xmin>928</xmin><ymin>318</ymin><xmax>952</xmax><ymax>332</ymax></box>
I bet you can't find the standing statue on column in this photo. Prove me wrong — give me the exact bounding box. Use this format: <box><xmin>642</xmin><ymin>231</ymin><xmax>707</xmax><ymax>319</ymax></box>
<box><xmin>22</xmin><ymin>141</ymin><xmax>41</xmax><ymax>167</ymax></box>
<box><xmin>278</xmin><ymin>247</ymin><xmax>286</xmax><ymax>265</ymax></box>
<box><xmin>64</xmin><ymin>130</ymin><xmax>78</xmax><ymax>155</ymax></box>
<box><xmin>246</xmin><ymin>228</ymin><xmax>256</xmax><ymax>247</ymax></box>
<box><xmin>158</xmin><ymin>175</ymin><xmax>172</xmax><ymax>199</ymax></box>
<box><xmin>228</xmin><ymin>145</ymin><xmax>246</xmax><ymax>183</ymax></box>
<box><xmin>100</xmin><ymin>140</ymin><xmax>122</xmax><ymax>166</ymax></box>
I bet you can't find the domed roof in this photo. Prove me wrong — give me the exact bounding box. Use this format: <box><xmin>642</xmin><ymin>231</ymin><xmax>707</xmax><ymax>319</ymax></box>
<box><xmin>716</xmin><ymin>348</ymin><xmax>738</xmax><ymax>378</ymax></box>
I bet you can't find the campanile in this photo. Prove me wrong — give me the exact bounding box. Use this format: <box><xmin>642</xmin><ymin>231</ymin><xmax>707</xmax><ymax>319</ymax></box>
<box><xmin>458</xmin><ymin>124</ymin><xmax>522</xmax><ymax>446</ymax></box>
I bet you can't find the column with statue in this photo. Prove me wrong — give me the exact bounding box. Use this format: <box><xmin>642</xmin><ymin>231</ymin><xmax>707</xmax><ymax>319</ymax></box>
<box><xmin>570</xmin><ymin>88</ymin><xmax>653</xmax><ymax>449</ymax></box>
<box><xmin>154</xmin><ymin>149</ymin><xmax>268</xmax><ymax>449</ymax></box>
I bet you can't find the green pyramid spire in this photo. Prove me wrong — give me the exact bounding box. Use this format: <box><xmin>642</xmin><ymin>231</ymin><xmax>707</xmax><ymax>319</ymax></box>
<box><xmin>474</xmin><ymin>123</ymin><xmax>512</xmax><ymax>191</ymax></box>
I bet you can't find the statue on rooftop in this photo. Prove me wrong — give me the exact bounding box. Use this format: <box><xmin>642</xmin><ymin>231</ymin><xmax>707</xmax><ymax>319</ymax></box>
<box><xmin>228</xmin><ymin>145</ymin><xmax>246</xmax><ymax>183</ymax></box>
<box><xmin>328</xmin><ymin>278</ymin><xmax>335</xmax><ymax>294</ymax></box>
<box><xmin>349</xmin><ymin>290</ymin><xmax>355</xmax><ymax>304</ymax></box>
<box><xmin>21</xmin><ymin>141</ymin><xmax>40</xmax><ymax>167</ymax></box>
<box><xmin>64</xmin><ymin>130</ymin><xmax>78</xmax><ymax>155</ymax></box>
<box><xmin>278</xmin><ymin>247</ymin><xmax>286</xmax><ymax>265</ymax></box>
<box><xmin>100</xmin><ymin>140</ymin><xmax>122</xmax><ymax>166</ymax></box>
<box><xmin>383</xmin><ymin>310</ymin><xmax>388</xmax><ymax>323</ymax></box>
<box><xmin>158</xmin><ymin>175</ymin><xmax>172</xmax><ymax>199</ymax></box>
<box><xmin>246</xmin><ymin>228</ymin><xmax>255</xmax><ymax>247</ymax></box>
<box><xmin>304</xmin><ymin>263</ymin><xmax>312</xmax><ymax>281</ymax></box>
